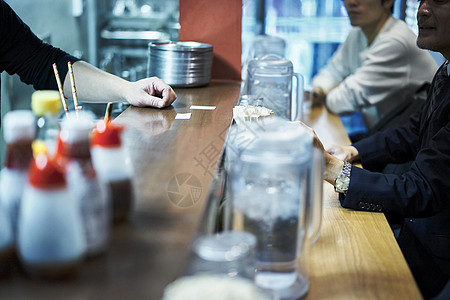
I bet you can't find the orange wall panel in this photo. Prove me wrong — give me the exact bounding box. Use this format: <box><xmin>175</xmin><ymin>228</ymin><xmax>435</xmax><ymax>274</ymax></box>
<box><xmin>179</xmin><ymin>0</ymin><xmax>242</xmax><ymax>81</ymax></box>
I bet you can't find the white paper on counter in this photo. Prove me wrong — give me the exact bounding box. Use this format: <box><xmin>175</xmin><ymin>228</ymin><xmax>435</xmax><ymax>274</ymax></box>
<box><xmin>189</xmin><ymin>105</ymin><xmax>216</xmax><ymax>110</ymax></box>
<box><xmin>175</xmin><ymin>113</ymin><xmax>192</xmax><ymax>120</ymax></box>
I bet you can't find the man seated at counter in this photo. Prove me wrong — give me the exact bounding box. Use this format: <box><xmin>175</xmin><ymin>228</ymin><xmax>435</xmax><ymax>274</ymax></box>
<box><xmin>311</xmin><ymin>0</ymin><xmax>437</xmax><ymax>136</ymax></box>
<box><xmin>307</xmin><ymin>0</ymin><xmax>449</xmax><ymax>298</ymax></box>
<box><xmin>0</xmin><ymin>0</ymin><xmax>176</xmax><ymax>115</ymax></box>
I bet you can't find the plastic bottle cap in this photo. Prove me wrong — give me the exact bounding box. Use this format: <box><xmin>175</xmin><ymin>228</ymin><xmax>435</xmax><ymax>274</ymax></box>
<box><xmin>28</xmin><ymin>152</ymin><xmax>66</xmax><ymax>189</ymax></box>
<box><xmin>91</xmin><ymin>120</ymin><xmax>124</xmax><ymax>148</ymax></box>
<box><xmin>32</xmin><ymin>140</ymin><xmax>48</xmax><ymax>157</ymax></box>
<box><xmin>2</xmin><ymin>110</ymin><xmax>36</xmax><ymax>143</ymax></box>
<box><xmin>60</xmin><ymin>111</ymin><xmax>95</xmax><ymax>143</ymax></box>
<box><xmin>31</xmin><ymin>90</ymin><xmax>62</xmax><ymax>117</ymax></box>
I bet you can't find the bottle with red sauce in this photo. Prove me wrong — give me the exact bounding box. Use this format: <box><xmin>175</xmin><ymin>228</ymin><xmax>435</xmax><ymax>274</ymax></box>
<box><xmin>0</xmin><ymin>110</ymin><xmax>36</xmax><ymax>236</ymax></box>
<box><xmin>59</xmin><ymin>111</ymin><xmax>111</xmax><ymax>256</ymax></box>
<box><xmin>91</xmin><ymin>119</ymin><xmax>133</xmax><ymax>223</ymax></box>
<box><xmin>17</xmin><ymin>152</ymin><xmax>86</xmax><ymax>278</ymax></box>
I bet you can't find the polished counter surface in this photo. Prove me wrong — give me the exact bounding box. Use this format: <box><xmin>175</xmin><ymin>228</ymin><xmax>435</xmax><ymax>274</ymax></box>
<box><xmin>304</xmin><ymin>107</ymin><xmax>421</xmax><ymax>299</ymax></box>
<box><xmin>0</xmin><ymin>81</ymin><xmax>422</xmax><ymax>299</ymax></box>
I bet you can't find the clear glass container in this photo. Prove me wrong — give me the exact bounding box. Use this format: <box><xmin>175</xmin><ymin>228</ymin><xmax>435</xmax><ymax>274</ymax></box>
<box><xmin>247</xmin><ymin>54</ymin><xmax>304</xmax><ymax>121</ymax></box>
<box><xmin>189</xmin><ymin>231</ymin><xmax>257</xmax><ymax>280</ymax></box>
<box><xmin>229</xmin><ymin>117</ymin><xmax>320</xmax><ymax>299</ymax></box>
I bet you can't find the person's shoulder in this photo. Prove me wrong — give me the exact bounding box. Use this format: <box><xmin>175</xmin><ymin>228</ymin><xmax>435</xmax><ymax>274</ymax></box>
<box><xmin>347</xmin><ymin>26</ymin><xmax>363</xmax><ymax>39</ymax></box>
<box><xmin>344</xmin><ymin>27</ymin><xmax>366</xmax><ymax>47</ymax></box>
<box><xmin>380</xmin><ymin>17</ymin><xmax>416</xmax><ymax>41</ymax></box>
<box><xmin>390</xmin><ymin>18</ymin><xmax>416</xmax><ymax>34</ymax></box>
<box><xmin>375</xmin><ymin>18</ymin><xmax>419</xmax><ymax>49</ymax></box>
<box><xmin>0</xmin><ymin>0</ymin><xmax>10</xmax><ymax>11</ymax></box>
<box><xmin>0</xmin><ymin>0</ymin><xmax>14</xmax><ymax>20</ymax></box>
<box><xmin>0</xmin><ymin>0</ymin><xmax>7</xmax><ymax>30</ymax></box>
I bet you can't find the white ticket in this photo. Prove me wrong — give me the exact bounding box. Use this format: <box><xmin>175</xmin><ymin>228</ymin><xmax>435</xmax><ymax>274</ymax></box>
<box><xmin>175</xmin><ymin>113</ymin><xmax>192</xmax><ymax>120</ymax></box>
<box><xmin>189</xmin><ymin>105</ymin><xmax>216</xmax><ymax>110</ymax></box>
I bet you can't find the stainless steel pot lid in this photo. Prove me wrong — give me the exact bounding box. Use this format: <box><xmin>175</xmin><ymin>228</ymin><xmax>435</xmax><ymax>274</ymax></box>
<box><xmin>149</xmin><ymin>41</ymin><xmax>213</xmax><ymax>53</ymax></box>
<box><xmin>148</xmin><ymin>41</ymin><xmax>213</xmax><ymax>87</ymax></box>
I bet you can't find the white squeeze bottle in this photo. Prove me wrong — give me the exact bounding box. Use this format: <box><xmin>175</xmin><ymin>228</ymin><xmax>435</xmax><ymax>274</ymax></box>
<box><xmin>59</xmin><ymin>111</ymin><xmax>111</xmax><ymax>256</ymax></box>
<box><xmin>0</xmin><ymin>110</ymin><xmax>36</xmax><ymax>236</ymax></box>
<box><xmin>90</xmin><ymin>119</ymin><xmax>134</xmax><ymax>223</ymax></box>
<box><xmin>17</xmin><ymin>152</ymin><xmax>86</xmax><ymax>278</ymax></box>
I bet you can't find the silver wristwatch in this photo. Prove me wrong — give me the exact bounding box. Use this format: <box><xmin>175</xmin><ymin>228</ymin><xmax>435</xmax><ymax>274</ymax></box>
<box><xmin>334</xmin><ymin>161</ymin><xmax>352</xmax><ymax>194</ymax></box>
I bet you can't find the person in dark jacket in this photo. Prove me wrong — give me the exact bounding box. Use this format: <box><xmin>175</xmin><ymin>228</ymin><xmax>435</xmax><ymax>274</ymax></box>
<box><xmin>306</xmin><ymin>0</ymin><xmax>450</xmax><ymax>298</ymax></box>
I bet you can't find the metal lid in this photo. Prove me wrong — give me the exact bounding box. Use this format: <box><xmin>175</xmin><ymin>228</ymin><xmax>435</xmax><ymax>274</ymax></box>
<box><xmin>149</xmin><ymin>41</ymin><xmax>213</xmax><ymax>53</ymax></box>
<box><xmin>148</xmin><ymin>41</ymin><xmax>213</xmax><ymax>87</ymax></box>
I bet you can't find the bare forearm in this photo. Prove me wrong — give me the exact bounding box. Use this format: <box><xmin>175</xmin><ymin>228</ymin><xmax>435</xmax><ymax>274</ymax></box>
<box><xmin>62</xmin><ymin>60</ymin><xmax>176</xmax><ymax>108</ymax></box>
<box><xmin>324</xmin><ymin>153</ymin><xmax>344</xmax><ymax>185</ymax></box>
<box><xmin>62</xmin><ymin>61</ymin><xmax>129</xmax><ymax>103</ymax></box>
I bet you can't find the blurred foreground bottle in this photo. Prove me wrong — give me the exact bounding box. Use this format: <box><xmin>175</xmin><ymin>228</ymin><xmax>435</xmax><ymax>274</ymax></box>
<box><xmin>31</xmin><ymin>90</ymin><xmax>62</xmax><ymax>157</ymax></box>
<box><xmin>91</xmin><ymin>120</ymin><xmax>133</xmax><ymax>223</ymax></box>
<box><xmin>17</xmin><ymin>152</ymin><xmax>86</xmax><ymax>278</ymax></box>
<box><xmin>59</xmin><ymin>111</ymin><xmax>111</xmax><ymax>256</ymax></box>
<box><xmin>0</xmin><ymin>190</ymin><xmax>14</xmax><ymax>275</ymax></box>
<box><xmin>0</xmin><ymin>110</ymin><xmax>36</xmax><ymax>236</ymax></box>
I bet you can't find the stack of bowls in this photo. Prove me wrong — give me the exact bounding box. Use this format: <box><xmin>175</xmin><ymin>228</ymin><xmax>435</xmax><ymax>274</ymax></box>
<box><xmin>147</xmin><ymin>41</ymin><xmax>213</xmax><ymax>87</ymax></box>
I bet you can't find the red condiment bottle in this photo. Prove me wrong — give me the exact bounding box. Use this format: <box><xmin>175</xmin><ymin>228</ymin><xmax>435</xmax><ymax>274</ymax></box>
<box><xmin>59</xmin><ymin>111</ymin><xmax>111</xmax><ymax>256</ymax></box>
<box><xmin>17</xmin><ymin>152</ymin><xmax>86</xmax><ymax>278</ymax></box>
<box><xmin>0</xmin><ymin>110</ymin><xmax>36</xmax><ymax>236</ymax></box>
<box><xmin>91</xmin><ymin>120</ymin><xmax>133</xmax><ymax>223</ymax></box>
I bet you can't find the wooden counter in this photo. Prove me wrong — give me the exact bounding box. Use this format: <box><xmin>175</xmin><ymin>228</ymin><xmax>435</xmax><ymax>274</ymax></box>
<box><xmin>0</xmin><ymin>81</ymin><xmax>422</xmax><ymax>299</ymax></box>
<box><xmin>303</xmin><ymin>106</ymin><xmax>422</xmax><ymax>299</ymax></box>
<box><xmin>0</xmin><ymin>81</ymin><xmax>239</xmax><ymax>300</ymax></box>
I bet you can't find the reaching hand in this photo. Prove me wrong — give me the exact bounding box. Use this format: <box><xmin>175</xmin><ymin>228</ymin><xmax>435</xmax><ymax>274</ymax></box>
<box><xmin>293</xmin><ymin>121</ymin><xmax>346</xmax><ymax>184</ymax></box>
<box><xmin>64</xmin><ymin>62</ymin><xmax>178</xmax><ymax>109</ymax></box>
<box><xmin>312</xmin><ymin>87</ymin><xmax>326</xmax><ymax>108</ymax></box>
<box><xmin>292</xmin><ymin>121</ymin><xmax>326</xmax><ymax>153</ymax></box>
<box><xmin>326</xmin><ymin>144</ymin><xmax>360</xmax><ymax>162</ymax></box>
<box><xmin>125</xmin><ymin>77</ymin><xmax>177</xmax><ymax>108</ymax></box>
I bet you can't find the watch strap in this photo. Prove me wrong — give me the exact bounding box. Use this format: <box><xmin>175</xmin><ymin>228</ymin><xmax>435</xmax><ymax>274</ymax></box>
<box><xmin>334</xmin><ymin>161</ymin><xmax>352</xmax><ymax>194</ymax></box>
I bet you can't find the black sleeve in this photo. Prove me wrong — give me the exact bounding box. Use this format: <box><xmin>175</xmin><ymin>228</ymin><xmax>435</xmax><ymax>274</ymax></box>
<box><xmin>0</xmin><ymin>0</ymin><xmax>80</xmax><ymax>90</ymax></box>
<box><xmin>352</xmin><ymin>111</ymin><xmax>421</xmax><ymax>172</ymax></box>
<box><xmin>340</xmin><ymin>93</ymin><xmax>450</xmax><ymax>217</ymax></box>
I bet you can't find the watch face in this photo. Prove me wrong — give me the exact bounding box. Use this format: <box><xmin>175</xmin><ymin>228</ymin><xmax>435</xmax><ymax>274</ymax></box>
<box><xmin>335</xmin><ymin>174</ymin><xmax>350</xmax><ymax>192</ymax></box>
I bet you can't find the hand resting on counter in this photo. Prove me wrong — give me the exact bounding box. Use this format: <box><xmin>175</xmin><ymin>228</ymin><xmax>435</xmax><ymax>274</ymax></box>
<box><xmin>62</xmin><ymin>61</ymin><xmax>177</xmax><ymax>108</ymax></box>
